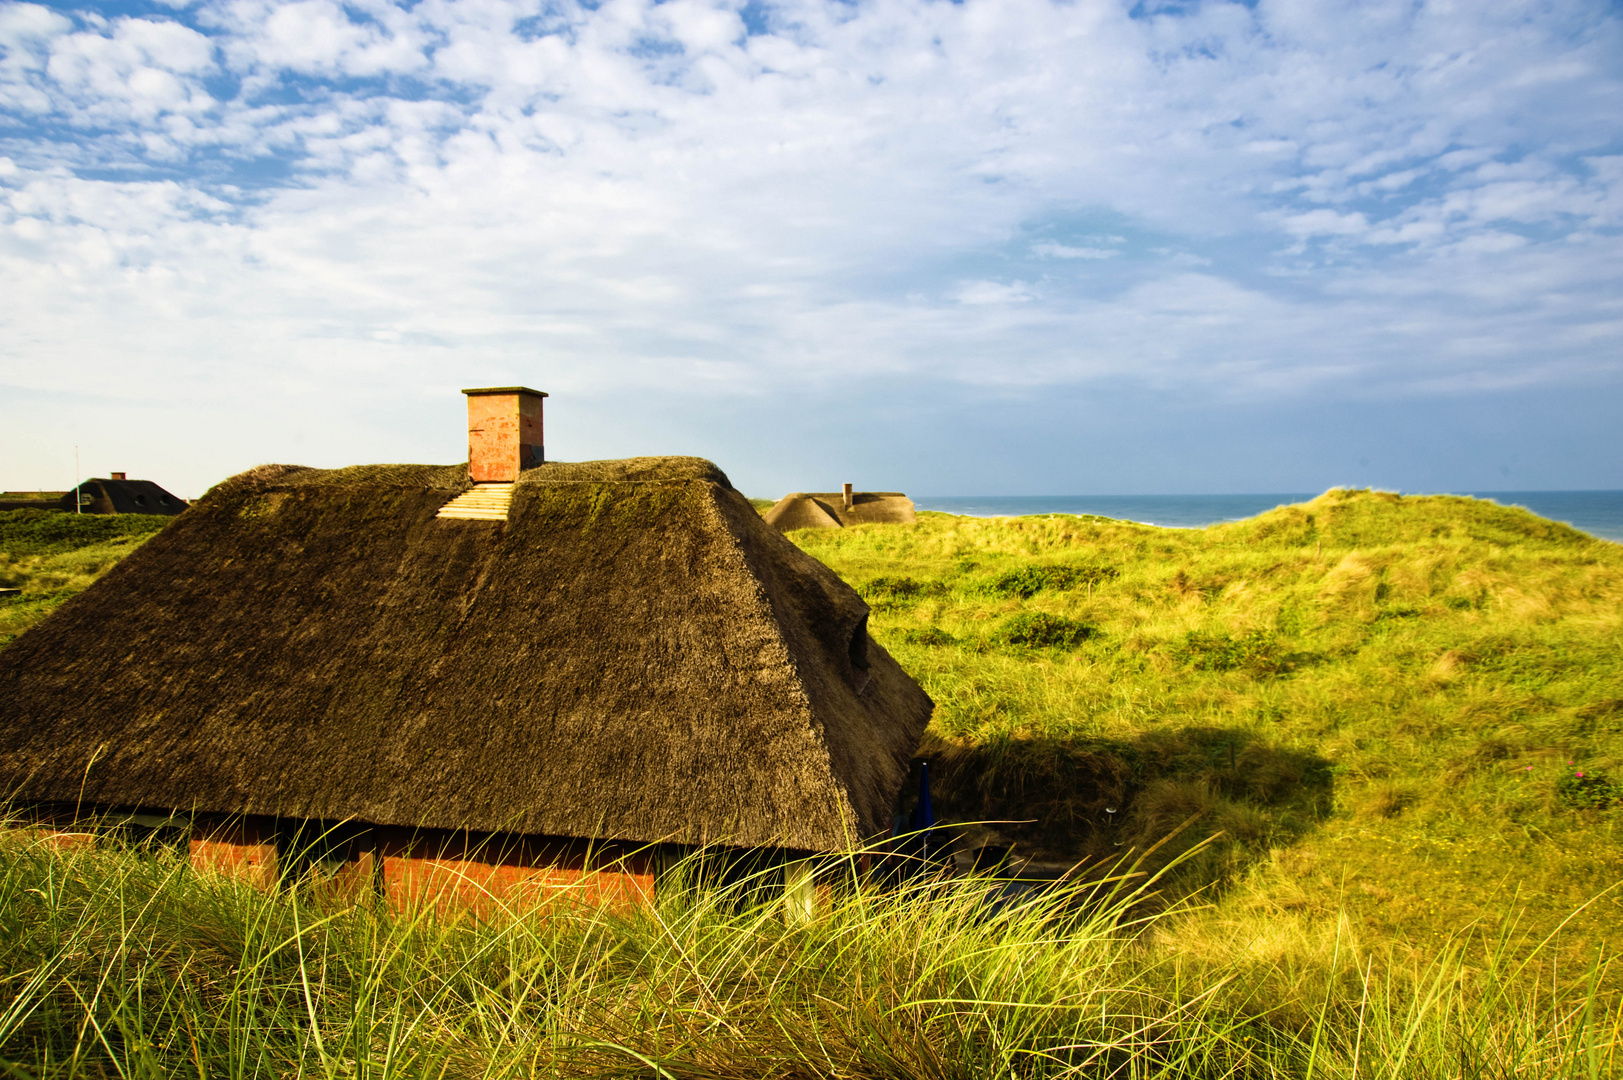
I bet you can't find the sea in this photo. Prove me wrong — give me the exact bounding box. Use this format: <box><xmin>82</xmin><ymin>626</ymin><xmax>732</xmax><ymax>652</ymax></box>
<box><xmin>911</xmin><ymin>491</ymin><xmax>1623</xmax><ymax>544</ymax></box>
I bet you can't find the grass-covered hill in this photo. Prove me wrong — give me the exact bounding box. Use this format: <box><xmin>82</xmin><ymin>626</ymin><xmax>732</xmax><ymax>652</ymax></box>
<box><xmin>0</xmin><ymin>509</ymin><xmax>171</xmax><ymax>648</ymax></box>
<box><xmin>790</xmin><ymin>488</ymin><xmax>1623</xmax><ymax>963</ymax></box>
<box><xmin>3</xmin><ymin>490</ymin><xmax>1622</xmax><ymax>1075</ymax></box>
<box><xmin>0</xmin><ymin>490</ymin><xmax>67</xmax><ymax>511</ymax></box>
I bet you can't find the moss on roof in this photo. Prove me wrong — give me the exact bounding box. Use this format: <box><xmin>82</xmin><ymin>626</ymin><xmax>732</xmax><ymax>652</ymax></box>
<box><xmin>0</xmin><ymin>458</ymin><xmax>931</xmax><ymax>851</ymax></box>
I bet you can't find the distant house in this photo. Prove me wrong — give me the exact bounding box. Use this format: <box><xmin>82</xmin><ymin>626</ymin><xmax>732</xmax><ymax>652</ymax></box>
<box><xmin>765</xmin><ymin>486</ymin><xmax>917</xmax><ymax>531</ymax></box>
<box><xmin>58</xmin><ymin>474</ymin><xmax>187</xmax><ymax>516</ymax></box>
<box><xmin>0</xmin><ymin>388</ymin><xmax>933</xmax><ymax>911</ymax></box>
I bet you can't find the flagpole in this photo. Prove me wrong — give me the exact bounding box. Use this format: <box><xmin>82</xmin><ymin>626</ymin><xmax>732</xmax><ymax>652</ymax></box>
<box><xmin>75</xmin><ymin>446</ymin><xmax>80</xmax><ymax>515</ymax></box>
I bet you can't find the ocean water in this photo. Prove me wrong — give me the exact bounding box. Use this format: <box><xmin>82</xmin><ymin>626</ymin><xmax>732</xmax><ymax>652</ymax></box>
<box><xmin>913</xmin><ymin>491</ymin><xmax>1623</xmax><ymax>543</ymax></box>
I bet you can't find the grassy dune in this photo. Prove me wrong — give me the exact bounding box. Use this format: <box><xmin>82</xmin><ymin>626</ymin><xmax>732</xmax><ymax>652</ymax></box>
<box><xmin>0</xmin><ymin>510</ymin><xmax>170</xmax><ymax>648</ymax></box>
<box><xmin>789</xmin><ymin>489</ymin><xmax>1623</xmax><ymax>964</ymax></box>
<box><xmin>0</xmin><ymin>831</ymin><xmax>1617</xmax><ymax>1078</ymax></box>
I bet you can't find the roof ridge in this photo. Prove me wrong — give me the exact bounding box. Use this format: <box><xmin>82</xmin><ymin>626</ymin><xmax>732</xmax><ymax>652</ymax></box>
<box><xmin>695</xmin><ymin>484</ymin><xmax>859</xmax><ymax>845</ymax></box>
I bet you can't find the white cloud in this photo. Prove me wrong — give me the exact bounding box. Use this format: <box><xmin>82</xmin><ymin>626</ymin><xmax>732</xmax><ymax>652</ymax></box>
<box><xmin>0</xmin><ymin>0</ymin><xmax>1620</xmax><ymax>492</ymax></box>
<box><xmin>1032</xmin><ymin>241</ymin><xmax>1119</xmax><ymax>259</ymax></box>
<box><xmin>956</xmin><ymin>280</ymin><xmax>1036</xmax><ymax>305</ymax></box>
<box><xmin>1276</xmin><ymin>208</ymin><xmax>1369</xmax><ymax>238</ymax></box>
<box><xmin>42</xmin><ymin>17</ymin><xmax>213</xmax><ymax>114</ymax></box>
<box><xmin>213</xmin><ymin>0</ymin><xmax>433</xmax><ymax>78</ymax></box>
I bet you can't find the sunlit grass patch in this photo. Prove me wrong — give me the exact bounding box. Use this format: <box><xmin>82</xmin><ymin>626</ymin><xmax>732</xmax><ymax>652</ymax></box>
<box><xmin>0</xmin><ymin>509</ymin><xmax>171</xmax><ymax>646</ymax></box>
<box><xmin>791</xmin><ymin>489</ymin><xmax>1623</xmax><ymax>956</ymax></box>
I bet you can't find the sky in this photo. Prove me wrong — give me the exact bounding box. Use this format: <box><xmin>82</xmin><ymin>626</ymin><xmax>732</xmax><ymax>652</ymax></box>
<box><xmin>1</xmin><ymin>0</ymin><xmax>1620</xmax><ymax>499</ymax></box>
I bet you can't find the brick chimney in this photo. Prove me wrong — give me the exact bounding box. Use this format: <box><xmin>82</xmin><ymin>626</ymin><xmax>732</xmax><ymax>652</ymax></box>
<box><xmin>463</xmin><ymin>386</ymin><xmax>548</xmax><ymax>483</ymax></box>
<box><xmin>110</xmin><ymin>472</ymin><xmax>127</xmax><ymax>481</ymax></box>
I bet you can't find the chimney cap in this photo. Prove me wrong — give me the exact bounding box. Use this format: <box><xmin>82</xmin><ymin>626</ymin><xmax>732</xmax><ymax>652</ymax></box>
<box><xmin>462</xmin><ymin>386</ymin><xmax>548</xmax><ymax>398</ymax></box>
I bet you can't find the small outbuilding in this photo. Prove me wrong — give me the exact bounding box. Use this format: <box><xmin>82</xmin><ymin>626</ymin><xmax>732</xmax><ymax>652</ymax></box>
<box><xmin>58</xmin><ymin>474</ymin><xmax>188</xmax><ymax>516</ymax></box>
<box><xmin>765</xmin><ymin>486</ymin><xmax>917</xmax><ymax>531</ymax></box>
<box><xmin>0</xmin><ymin>388</ymin><xmax>932</xmax><ymax>911</ymax></box>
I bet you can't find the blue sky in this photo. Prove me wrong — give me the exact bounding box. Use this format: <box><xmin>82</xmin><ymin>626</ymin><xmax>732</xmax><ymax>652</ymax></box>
<box><xmin>2</xmin><ymin>0</ymin><xmax>1620</xmax><ymax>498</ymax></box>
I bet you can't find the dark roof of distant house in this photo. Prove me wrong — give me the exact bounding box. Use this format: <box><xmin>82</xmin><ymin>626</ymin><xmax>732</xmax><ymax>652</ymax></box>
<box><xmin>0</xmin><ymin>457</ymin><xmax>932</xmax><ymax>852</ymax></box>
<box><xmin>765</xmin><ymin>492</ymin><xmax>917</xmax><ymax>530</ymax></box>
<box><xmin>58</xmin><ymin>478</ymin><xmax>187</xmax><ymax>516</ymax></box>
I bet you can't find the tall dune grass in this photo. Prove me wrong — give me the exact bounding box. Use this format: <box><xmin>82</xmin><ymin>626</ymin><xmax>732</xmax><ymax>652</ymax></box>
<box><xmin>791</xmin><ymin>489</ymin><xmax>1623</xmax><ymax>959</ymax></box>
<box><xmin>1</xmin><ymin>826</ymin><xmax>1617</xmax><ymax>1078</ymax></box>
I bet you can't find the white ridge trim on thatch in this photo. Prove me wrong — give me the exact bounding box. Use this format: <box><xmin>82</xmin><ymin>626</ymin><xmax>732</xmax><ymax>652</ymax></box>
<box><xmin>436</xmin><ymin>482</ymin><xmax>515</xmax><ymax>521</ymax></box>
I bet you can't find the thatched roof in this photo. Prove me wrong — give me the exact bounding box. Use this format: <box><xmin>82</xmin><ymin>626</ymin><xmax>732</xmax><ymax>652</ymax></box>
<box><xmin>765</xmin><ymin>492</ymin><xmax>917</xmax><ymax>531</ymax></box>
<box><xmin>0</xmin><ymin>458</ymin><xmax>932</xmax><ymax>852</ymax></box>
<box><xmin>58</xmin><ymin>478</ymin><xmax>187</xmax><ymax>516</ymax></box>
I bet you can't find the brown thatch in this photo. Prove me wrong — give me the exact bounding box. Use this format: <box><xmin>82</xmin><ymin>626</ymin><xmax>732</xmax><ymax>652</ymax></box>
<box><xmin>58</xmin><ymin>478</ymin><xmax>187</xmax><ymax>516</ymax></box>
<box><xmin>764</xmin><ymin>492</ymin><xmax>917</xmax><ymax>531</ymax></box>
<box><xmin>0</xmin><ymin>457</ymin><xmax>932</xmax><ymax>852</ymax></box>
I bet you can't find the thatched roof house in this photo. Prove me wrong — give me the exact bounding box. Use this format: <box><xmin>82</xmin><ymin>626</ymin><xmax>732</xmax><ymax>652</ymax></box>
<box><xmin>0</xmin><ymin>390</ymin><xmax>932</xmax><ymax>908</ymax></box>
<box><xmin>765</xmin><ymin>488</ymin><xmax>917</xmax><ymax>530</ymax></box>
<box><xmin>58</xmin><ymin>474</ymin><xmax>187</xmax><ymax>516</ymax></box>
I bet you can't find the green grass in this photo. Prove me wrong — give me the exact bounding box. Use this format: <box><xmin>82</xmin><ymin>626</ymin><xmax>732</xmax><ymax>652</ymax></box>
<box><xmin>1</xmin><ymin>827</ymin><xmax>1618</xmax><ymax>1078</ymax></box>
<box><xmin>0</xmin><ymin>509</ymin><xmax>170</xmax><ymax>647</ymax></box>
<box><xmin>787</xmin><ymin>489</ymin><xmax>1623</xmax><ymax>961</ymax></box>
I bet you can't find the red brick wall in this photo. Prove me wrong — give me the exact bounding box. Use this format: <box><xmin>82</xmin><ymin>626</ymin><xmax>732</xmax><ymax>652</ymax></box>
<box><xmin>467</xmin><ymin>391</ymin><xmax>545</xmax><ymax>482</ymax></box>
<box><xmin>376</xmin><ymin>828</ymin><xmax>653</xmax><ymax>915</ymax></box>
<box><xmin>190</xmin><ymin>818</ymin><xmax>279</xmax><ymax>888</ymax></box>
<box><xmin>187</xmin><ymin>817</ymin><xmax>655</xmax><ymax>916</ymax></box>
<box><xmin>467</xmin><ymin>392</ymin><xmax>518</xmax><ymax>482</ymax></box>
<box><xmin>14</xmin><ymin>827</ymin><xmax>95</xmax><ymax>852</ymax></box>
<box><xmin>11</xmin><ymin>806</ymin><xmax>655</xmax><ymax>917</ymax></box>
